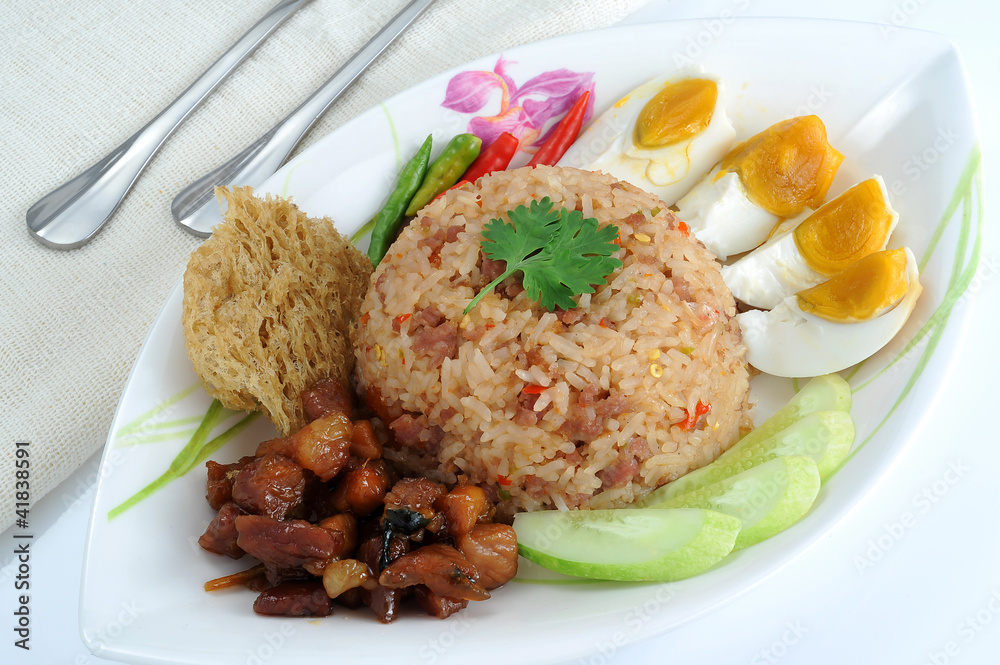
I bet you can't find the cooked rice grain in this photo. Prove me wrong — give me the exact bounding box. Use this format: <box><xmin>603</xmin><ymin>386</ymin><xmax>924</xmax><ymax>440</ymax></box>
<box><xmin>354</xmin><ymin>166</ymin><xmax>751</xmax><ymax>511</ymax></box>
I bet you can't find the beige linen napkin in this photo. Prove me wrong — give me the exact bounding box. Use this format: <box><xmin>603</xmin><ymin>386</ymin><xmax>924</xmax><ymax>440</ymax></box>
<box><xmin>0</xmin><ymin>0</ymin><xmax>650</xmax><ymax>531</ymax></box>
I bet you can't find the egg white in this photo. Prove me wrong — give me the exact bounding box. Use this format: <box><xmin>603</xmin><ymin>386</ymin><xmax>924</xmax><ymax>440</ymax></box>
<box><xmin>675</xmin><ymin>164</ymin><xmax>778</xmax><ymax>260</ymax></box>
<box><xmin>721</xmin><ymin>175</ymin><xmax>899</xmax><ymax>309</ymax></box>
<box><xmin>736</xmin><ymin>247</ymin><xmax>922</xmax><ymax>378</ymax></box>
<box><xmin>558</xmin><ymin>70</ymin><xmax>735</xmax><ymax>206</ymax></box>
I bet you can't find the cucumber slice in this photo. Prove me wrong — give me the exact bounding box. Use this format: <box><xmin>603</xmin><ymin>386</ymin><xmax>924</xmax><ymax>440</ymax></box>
<box><xmin>656</xmin><ymin>456</ymin><xmax>821</xmax><ymax>550</ymax></box>
<box><xmin>641</xmin><ymin>409</ymin><xmax>854</xmax><ymax>506</ymax></box>
<box><xmin>513</xmin><ymin>508</ymin><xmax>741</xmax><ymax>582</ymax></box>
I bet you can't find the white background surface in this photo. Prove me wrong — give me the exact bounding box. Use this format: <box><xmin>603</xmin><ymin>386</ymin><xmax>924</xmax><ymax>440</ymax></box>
<box><xmin>2</xmin><ymin>0</ymin><xmax>998</xmax><ymax>664</ymax></box>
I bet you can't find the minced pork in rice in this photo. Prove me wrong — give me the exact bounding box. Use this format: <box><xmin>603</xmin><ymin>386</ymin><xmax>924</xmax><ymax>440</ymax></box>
<box><xmin>354</xmin><ymin>165</ymin><xmax>751</xmax><ymax>512</ymax></box>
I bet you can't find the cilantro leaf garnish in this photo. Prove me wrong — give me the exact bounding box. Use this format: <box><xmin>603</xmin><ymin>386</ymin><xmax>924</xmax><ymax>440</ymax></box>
<box><xmin>464</xmin><ymin>197</ymin><xmax>622</xmax><ymax>314</ymax></box>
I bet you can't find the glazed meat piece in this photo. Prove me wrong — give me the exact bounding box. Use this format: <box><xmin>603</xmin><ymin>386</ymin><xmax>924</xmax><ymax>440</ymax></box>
<box><xmin>300</xmin><ymin>513</ymin><xmax>359</xmax><ymax>575</ymax></box>
<box><xmin>364</xmin><ymin>385</ymin><xmax>405</xmax><ymax>425</ymax></box>
<box><xmin>383</xmin><ymin>478</ymin><xmax>447</xmax><ymax>521</ymax></box>
<box><xmin>456</xmin><ymin>524</ymin><xmax>518</xmax><ymax>590</ymax></box>
<box><xmin>301</xmin><ymin>378</ymin><xmax>355</xmax><ymax>422</ymax></box>
<box><xmin>378</xmin><ymin>543</ymin><xmax>490</xmax><ymax>601</ymax></box>
<box><xmin>205</xmin><ymin>456</ymin><xmax>254</xmax><ymax>510</ymax></box>
<box><xmin>231</xmin><ymin>454</ymin><xmax>306</xmax><ymax>520</ymax></box>
<box><xmin>357</xmin><ymin>529</ymin><xmax>410</xmax><ymax>623</ymax></box>
<box><xmin>413</xmin><ymin>585</ymin><xmax>468</xmax><ymax>619</ymax></box>
<box><xmin>253</xmin><ymin>581</ymin><xmax>333</xmax><ymax>617</ymax></box>
<box><xmin>198</xmin><ymin>501</ymin><xmax>246</xmax><ymax>559</ymax></box>
<box><xmin>235</xmin><ymin>515</ymin><xmax>341</xmax><ymax>569</ymax></box>
<box><xmin>331</xmin><ymin>458</ymin><xmax>393</xmax><ymax>517</ymax></box>
<box><xmin>434</xmin><ymin>484</ymin><xmax>487</xmax><ymax>538</ymax></box>
<box><xmin>255</xmin><ymin>413</ymin><xmax>353</xmax><ymax>482</ymax></box>
<box><xmin>349</xmin><ymin>419</ymin><xmax>384</xmax><ymax>459</ymax></box>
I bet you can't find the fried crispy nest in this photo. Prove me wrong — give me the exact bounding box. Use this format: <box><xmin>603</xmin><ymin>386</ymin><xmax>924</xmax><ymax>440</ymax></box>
<box><xmin>182</xmin><ymin>186</ymin><xmax>373</xmax><ymax>435</ymax></box>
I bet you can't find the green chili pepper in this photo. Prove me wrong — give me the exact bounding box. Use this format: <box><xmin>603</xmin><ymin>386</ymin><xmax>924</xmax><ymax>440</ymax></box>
<box><xmin>404</xmin><ymin>133</ymin><xmax>482</xmax><ymax>217</ymax></box>
<box><xmin>367</xmin><ymin>134</ymin><xmax>434</xmax><ymax>266</ymax></box>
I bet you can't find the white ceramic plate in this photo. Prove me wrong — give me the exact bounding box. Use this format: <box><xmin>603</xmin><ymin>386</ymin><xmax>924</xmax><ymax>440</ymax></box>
<box><xmin>81</xmin><ymin>17</ymin><xmax>982</xmax><ymax>665</ymax></box>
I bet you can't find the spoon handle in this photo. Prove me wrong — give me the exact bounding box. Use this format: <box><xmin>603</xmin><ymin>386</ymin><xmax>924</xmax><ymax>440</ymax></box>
<box><xmin>172</xmin><ymin>0</ymin><xmax>436</xmax><ymax>238</ymax></box>
<box><xmin>26</xmin><ymin>0</ymin><xmax>313</xmax><ymax>250</ymax></box>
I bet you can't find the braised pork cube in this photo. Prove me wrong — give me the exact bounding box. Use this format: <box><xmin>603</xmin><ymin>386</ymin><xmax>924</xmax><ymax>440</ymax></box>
<box><xmin>205</xmin><ymin>456</ymin><xmax>254</xmax><ymax>510</ymax></box>
<box><xmin>331</xmin><ymin>458</ymin><xmax>393</xmax><ymax>517</ymax></box>
<box><xmin>434</xmin><ymin>483</ymin><xmax>487</xmax><ymax>538</ymax></box>
<box><xmin>255</xmin><ymin>413</ymin><xmax>353</xmax><ymax>482</ymax></box>
<box><xmin>234</xmin><ymin>515</ymin><xmax>342</xmax><ymax>569</ymax></box>
<box><xmin>357</xmin><ymin>529</ymin><xmax>410</xmax><ymax>623</ymax></box>
<box><xmin>198</xmin><ymin>501</ymin><xmax>246</xmax><ymax>559</ymax></box>
<box><xmin>456</xmin><ymin>524</ymin><xmax>518</xmax><ymax>590</ymax></box>
<box><xmin>301</xmin><ymin>378</ymin><xmax>356</xmax><ymax>422</ymax></box>
<box><xmin>349</xmin><ymin>419</ymin><xmax>384</xmax><ymax>460</ymax></box>
<box><xmin>253</xmin><ymin>581</ymin><xmax>333</xmax><ymax>617</ymax></box>
<box><xmin>413</xmin><ymin>585</ymin><xmax>469</xmax><ymax>619</ymax></box>
<box><xmin>378</xmin><ymin>543</ymin><xmax>489</xmax><ymax>601</ymax></box>
<box><xmin>231</xmin><ymin>454</ymin><xmax>306</xmax><ymax>520</ymax></box>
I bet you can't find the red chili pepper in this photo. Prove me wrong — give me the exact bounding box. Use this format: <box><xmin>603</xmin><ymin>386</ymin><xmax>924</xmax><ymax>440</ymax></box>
<box><xmin>496</xmin><ymin>474</ymin><xmax>513</xmax><ymax>486</ymax></box>
<box><xmin>522</xmin><ymin>385</ymin><xmax>547</xmax><ymax>395</ymax></box>
<box><xmin>462</xmin><ymin>131</ymin><xmax>520</xmax><ymax>182</ymax></box>
<box><xmin>677</xmin><ymin>400</ymin><xmax>711</xmax><ymax>431</ymax></box>
<box><xmin>527</xmin><ymin>89</ymin><xmax>591</xmax><ymax>167</ymax></box>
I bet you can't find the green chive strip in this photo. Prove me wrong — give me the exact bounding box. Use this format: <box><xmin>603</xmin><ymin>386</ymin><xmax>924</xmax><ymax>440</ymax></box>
<box><xmin>107</xmin><ymin>400</ymin><xmax>257</xmax><ymax>520</ymax></box>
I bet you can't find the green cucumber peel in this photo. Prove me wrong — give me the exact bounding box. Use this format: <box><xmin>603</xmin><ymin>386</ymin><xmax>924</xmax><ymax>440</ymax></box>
<box><xmin>656</xmin><ymin>455</ymin><xmax>821</xmax><ymax>550</ymax></box>
<box><xmin>513</xmin><ymin>508</ymin><xmax>741</xmax><ymax>582</ymax></box>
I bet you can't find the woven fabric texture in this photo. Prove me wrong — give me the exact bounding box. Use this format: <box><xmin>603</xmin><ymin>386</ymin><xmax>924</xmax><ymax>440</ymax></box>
<box><xmin>0</xmin><ymin>0</ymin><xmax>650</xmax><ymax>531</ymax></box>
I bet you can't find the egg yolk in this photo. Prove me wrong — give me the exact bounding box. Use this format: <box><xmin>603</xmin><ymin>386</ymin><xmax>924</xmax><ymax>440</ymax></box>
<box><xmin>633</xmin><ymin>78</ymin><xmax>717</xmax><ymax>149</ymax></box>
<box><xmin>793</xmin><ymin>178</ymin><xmax>895</xmax><ymax>276</ymax></box>
<box><xmin>796</xmin><ymin>248</ymin><xmax>909</xmax><ymax>322</ymax></box>
<box><xmin>717</xmin><ymin>115</ymin><xmax>844</xmax><ymax>217</ymax></box>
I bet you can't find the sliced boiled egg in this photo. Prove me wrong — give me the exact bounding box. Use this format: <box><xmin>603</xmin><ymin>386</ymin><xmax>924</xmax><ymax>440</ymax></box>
<box><xmin>722</xmin><ymin>176</ymin><xmax>899</xmax><ymax>309</ymax></box>
<box><xmin>737</xmin><ymin>247</ymin><xmax>922</xmax><ymax>378</ymax></box>
<box><xmin>558</xmin><ymin>70</ymin><xmax>735</xmax><ymax>206</ymax></box>
<box><xmin>675</xmin><ymin>115</ymin><xmax>844</xmax><ymax>260</ymax></box>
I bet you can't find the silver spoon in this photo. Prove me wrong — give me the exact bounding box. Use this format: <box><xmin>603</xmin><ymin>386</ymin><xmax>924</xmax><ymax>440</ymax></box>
<box><xmin>172</xmin><ymin>0</ymin><xmax>436</xmax><ymax>238</ymax></box>
<box><xmin>25</xmin><ymin>0</ymin><xmax>314</xmax><ymax>250</ymax></box>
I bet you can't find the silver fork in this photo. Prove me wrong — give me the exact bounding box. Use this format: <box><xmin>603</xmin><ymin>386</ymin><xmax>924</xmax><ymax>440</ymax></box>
<box><xmin>25</xmin><ymin>0</ymin><xmax>314</xmax><ymax>250</ymax></box>
<box><xmin>172</xmin><ymin>0</ymin><xmax>436</xmax><ymax>238</ymax></box>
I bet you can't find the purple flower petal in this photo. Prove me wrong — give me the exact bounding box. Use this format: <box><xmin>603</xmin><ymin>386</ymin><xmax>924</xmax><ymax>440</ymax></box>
<box><xmin>468</xmin><ymin>106</ymin><xmax>535</xmax><ymax>146</ymax></box>
<box><xmin>442</xmin><ymin>70</ymin><xmax>507</xmax><ymax>114</ymax></box>
<box><xmin>510</xmin><ymin>70</ymin><xmax>594</xmax><ymax>121</ymax></box>
<box><xmin>530</xmin><ymin>81</ymin><xmax>596</xmax><ymax>147</ymax></box>
<box><xmin>493</xmin><ymin>55</ymin><xmax>519</xmax><ymax>99</ymax></box>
